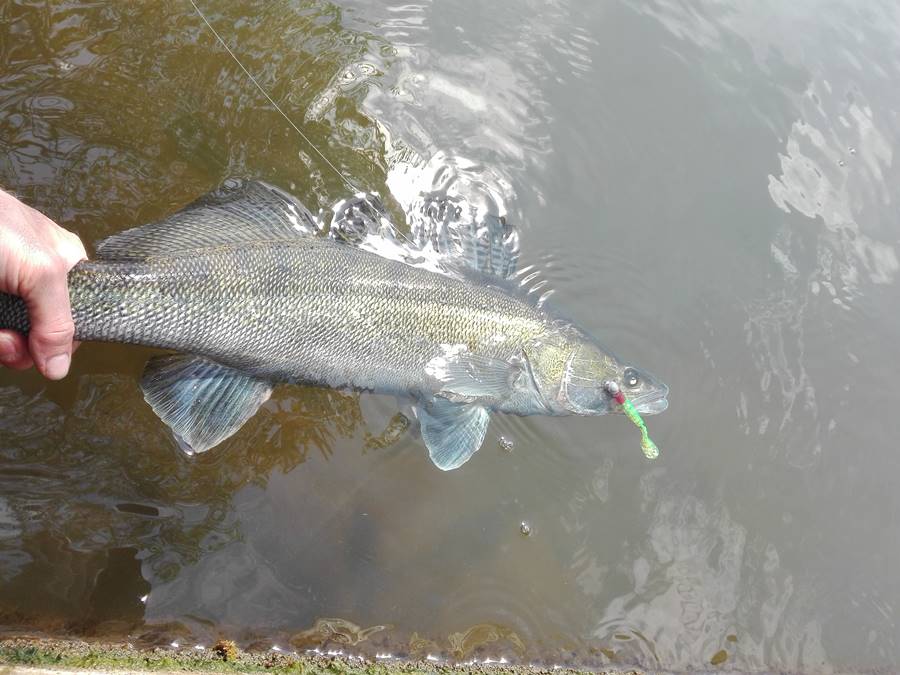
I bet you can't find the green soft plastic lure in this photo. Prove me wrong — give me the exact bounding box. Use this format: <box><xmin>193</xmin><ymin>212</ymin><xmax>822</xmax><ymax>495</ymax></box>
<box><xmin>604</xmin><ymin>381</ymin><xmax>659</xmax><ymax>460</ymax></box>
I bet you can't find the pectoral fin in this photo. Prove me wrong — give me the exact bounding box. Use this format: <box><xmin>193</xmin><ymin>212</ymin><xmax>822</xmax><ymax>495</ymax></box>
<box><xmin>416</xmin><ymin>398</ymin><xmax>490</xmax><ymax>471</ymax></box>
<box><xmin>141</xmin><ymin>354</ymin><xmax>273</xmax><ymax>455</ymax></box>
<box><xmin>424</xmin><ymin>347</ymin><xmax>523</xmax><ymax>402</ymax></box>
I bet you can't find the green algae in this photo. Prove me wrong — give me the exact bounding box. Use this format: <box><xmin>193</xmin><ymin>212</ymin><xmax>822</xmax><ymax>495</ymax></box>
<box><xmin>0</xmin><ymin>638</ymin><xmax>641</xmax><ymax>675</ymax></box>
<box><xmin>709</xmin><ymin>649</ymin><xmax>728</xmax><ymax>666</ymax></box>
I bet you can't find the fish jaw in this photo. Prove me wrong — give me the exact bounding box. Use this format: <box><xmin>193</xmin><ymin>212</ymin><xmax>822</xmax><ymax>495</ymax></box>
<box><xmin>631</xmin><ymin>385</ymin><xmax>669</xmax><ymax>415</ymax></box>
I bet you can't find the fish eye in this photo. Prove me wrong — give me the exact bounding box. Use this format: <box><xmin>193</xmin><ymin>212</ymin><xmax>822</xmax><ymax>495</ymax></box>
<box><xmin>623</xmin><ymin>367</ymin><xmax>640</xmax><ymax>389</ymax></box>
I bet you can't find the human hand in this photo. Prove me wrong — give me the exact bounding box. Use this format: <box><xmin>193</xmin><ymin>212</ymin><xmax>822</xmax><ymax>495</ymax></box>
<box><xmin>0</xmin><ymin>189</ymin><xmax>87</xmax><ymax>379</ymax></box>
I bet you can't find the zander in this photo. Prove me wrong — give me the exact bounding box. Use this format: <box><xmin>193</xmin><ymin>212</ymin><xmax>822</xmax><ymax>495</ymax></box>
<box><xmin>0</xmin><ymin>181</ymin><xmax>668</xmax><ymax>469</ymax></box>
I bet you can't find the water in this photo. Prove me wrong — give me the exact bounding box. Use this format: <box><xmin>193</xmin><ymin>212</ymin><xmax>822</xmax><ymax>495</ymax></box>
<box><xmin>2</xmin><ymin>0</ymin><xmax>900</xmax><ymax>670</ymax></box>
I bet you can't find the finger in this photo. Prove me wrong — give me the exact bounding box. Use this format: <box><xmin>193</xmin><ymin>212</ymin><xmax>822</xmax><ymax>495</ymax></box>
<box><xmin>24</xmin><ymin>263</ymin><xmax>75</xmax><ymax>380</ymax></box>
<box><xmin>0</xmin><ymin>329</ymin><xmax>34</xmax><ymax>370</ymax></box>
<box><xmin>57</xmin><ymin>228</ymin><xmax>88</xmax><ymax>267</ymax></box>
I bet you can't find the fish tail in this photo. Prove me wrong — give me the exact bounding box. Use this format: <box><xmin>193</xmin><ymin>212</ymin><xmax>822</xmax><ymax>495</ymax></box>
<box><xmin>0</xmin><ymin>293</ymin><xmax>29</xmax><ymax>335</ymax></box>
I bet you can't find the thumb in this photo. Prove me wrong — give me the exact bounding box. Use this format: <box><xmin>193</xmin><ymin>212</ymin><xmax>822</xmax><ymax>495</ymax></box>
<box><xmin>25</xmin><ymin>263</ymin><xmax>76</xmax><ymax>380</ymax></box>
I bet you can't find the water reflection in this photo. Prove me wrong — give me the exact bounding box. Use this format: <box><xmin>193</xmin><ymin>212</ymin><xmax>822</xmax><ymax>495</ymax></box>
<box><xmin>1</xmin><ymin>0</ymin><xmax>392</xmax><ymax>227</ymax></box>
<box><xmin>573</xmin><ymin>470</ymin><xmax>833</xmax><ymax>671</ymax></box>
<box><xmin>291</xmin><ymin>617</ymin><xmax>388</xmax><ymax>649</ymax></box>
<box><xmin>0</xmin><ymin>370</ymin><xmax>365</xmax><ymax>630</ymax></box>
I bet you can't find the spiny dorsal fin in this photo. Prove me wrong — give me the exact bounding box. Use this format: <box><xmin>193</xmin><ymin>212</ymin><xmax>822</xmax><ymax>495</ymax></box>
<box><xmin>96</xmin><ymin>179</ymin><xmax>319</xmax><ymax>261</ymax></box>
<box><xmin>418</xmin><ymin>206</ymin><xmax>520</xmax><ymax>280</ymax></box>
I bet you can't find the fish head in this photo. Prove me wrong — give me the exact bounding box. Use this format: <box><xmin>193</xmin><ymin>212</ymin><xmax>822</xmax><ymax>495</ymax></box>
<box><xmin>526</xmin><ymin>324</ymin><xmax>668</xmax><ymax>416</ymax></box>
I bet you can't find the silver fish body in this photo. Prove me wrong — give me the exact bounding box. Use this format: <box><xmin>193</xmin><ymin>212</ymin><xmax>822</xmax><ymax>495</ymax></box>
<box><xmin>0</xmin><ymin>181</ymin><xmax>668</xmax><ymax>468</ymax></box>
<box><xmin>65</xmin><ymin>240</ymin><xmax>548</xmax><ymax>403</ymax></box>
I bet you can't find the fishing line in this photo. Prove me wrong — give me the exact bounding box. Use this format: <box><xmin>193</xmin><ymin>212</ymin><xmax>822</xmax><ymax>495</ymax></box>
<box><xmin>187</xmin><ymin>0</ymin><xmax>360</xmax><ymax>193</ymax></box>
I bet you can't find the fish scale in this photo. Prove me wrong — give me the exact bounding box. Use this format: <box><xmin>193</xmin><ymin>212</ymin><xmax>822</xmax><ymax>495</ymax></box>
<box><xmin>3</xmin><ymin>238</ymin><xmax>548</xmax><ymax>394</ymax></box>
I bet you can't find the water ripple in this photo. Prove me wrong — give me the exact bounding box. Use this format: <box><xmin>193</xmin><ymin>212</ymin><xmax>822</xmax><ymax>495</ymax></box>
<box><xmin>587</xmin><ymin>476</ymin><xmax>827</xmax><ymax>671</ymax></box>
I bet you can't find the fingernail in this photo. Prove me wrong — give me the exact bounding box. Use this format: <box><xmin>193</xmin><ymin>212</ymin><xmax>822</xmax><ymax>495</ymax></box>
<box><xmin>46</xmin><ymin>353</ymin><xmax>70</xmax><ymax>380</ymax></box>
<box><xmin>0</xmin><ymin>335</ymin><xmax>19</xmax><ymax>364</ymax></box>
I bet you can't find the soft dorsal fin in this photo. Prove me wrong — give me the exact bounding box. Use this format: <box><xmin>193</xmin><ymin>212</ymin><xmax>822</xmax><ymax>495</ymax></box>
<box><xmin>328</xmin><ymin>193</ymin><xmax>520</xmax><ymax>281</ymax></box>
<box><xmin>326</xmin><ymin>192</ymin><xmax>554</xmax><ymax>311</ymax></box>
<box><xmin>96</xmin><ymin>179</ymin><xmax>319</xmax><ymax>261</ymax></box>
<box><xmin>422</xmin><ymin>209</ymin><xmax>520</xmax><ymax>280</ymax></box>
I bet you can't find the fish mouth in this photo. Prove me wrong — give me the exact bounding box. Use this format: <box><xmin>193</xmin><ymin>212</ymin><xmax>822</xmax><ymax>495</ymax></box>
<box><xmin>631</xmin><ymin>387</ymin><xmax>669</xmax><ymax>415</ymax></box>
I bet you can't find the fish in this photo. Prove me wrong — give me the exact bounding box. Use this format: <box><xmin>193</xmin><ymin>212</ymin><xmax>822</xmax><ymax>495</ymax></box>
<box><xmin>0</xmin><ymin>180</ymin><xmax>668</xmax><ymax>470</ymax></box>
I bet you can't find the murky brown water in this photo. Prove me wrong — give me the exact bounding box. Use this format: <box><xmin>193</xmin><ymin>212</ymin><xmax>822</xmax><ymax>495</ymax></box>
<box><xmin>3</xmin><ymin>0</ymin><xmax>900</xmax><ymax>671</ymax></box>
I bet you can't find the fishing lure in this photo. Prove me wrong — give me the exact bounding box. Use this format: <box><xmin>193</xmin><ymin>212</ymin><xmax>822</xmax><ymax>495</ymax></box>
<box><xmin>603</xmin><ymin>380</ymin><xmax>659</xmax><ymax>460</ymax></box>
